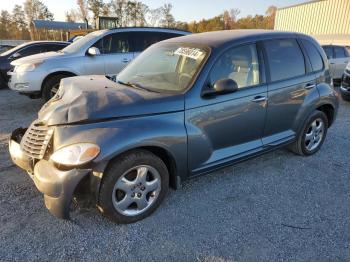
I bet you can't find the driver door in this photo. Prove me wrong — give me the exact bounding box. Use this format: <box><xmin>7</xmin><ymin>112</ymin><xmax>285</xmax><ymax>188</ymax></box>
<box><xmin>83</xmin><ymin>38</ymin><xmax>106</xmax><ymax>75</ymax></box>
<box><xmin>103</xmin><ymin>32</ymin><xmax>134</xmax><ymax>75</ymax></box>
<box><xmin>186</xmin><ymin>43</ymin><xmax>268</xmax><ymax>175</ymax></box>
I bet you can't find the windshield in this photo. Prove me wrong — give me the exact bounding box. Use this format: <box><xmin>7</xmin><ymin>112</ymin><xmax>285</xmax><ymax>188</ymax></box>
<box><xmin>117</xmin><ymin>43</ymin><xmax>208</xmax><ymax>93</ymax></box>
<box><xmin>62</xmin><ymin>30</ymin><xmax>106</xmax><ymax>54</ymax></box>
<box><xmin>0</xmin><ymin>42</ymin><xmax>28</xmax><ymax>56</ymax></box>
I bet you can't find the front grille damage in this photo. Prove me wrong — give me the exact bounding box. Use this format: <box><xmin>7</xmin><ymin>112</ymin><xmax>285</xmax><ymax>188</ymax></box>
<box><xmin>20</xmin><ymin>121</ymin><xmax>53</xmax><ymax>159</ymax></box>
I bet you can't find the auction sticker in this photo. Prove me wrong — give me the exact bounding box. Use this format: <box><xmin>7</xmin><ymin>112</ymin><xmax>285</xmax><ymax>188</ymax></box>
<box><xmin>174</xmin><ymin>47</ymin><xmax>204</xmax><ymax>59</ymax></box>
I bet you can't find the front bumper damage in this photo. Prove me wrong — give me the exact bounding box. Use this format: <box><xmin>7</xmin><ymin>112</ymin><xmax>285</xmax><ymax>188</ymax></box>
<box><xmin>9</xmin><ymin>128</ymin><xmax>90</xmax><ymax>219</ymax></box>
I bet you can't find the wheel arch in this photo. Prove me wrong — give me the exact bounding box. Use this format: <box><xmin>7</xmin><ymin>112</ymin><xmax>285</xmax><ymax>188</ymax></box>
<box><xmin>101</xmin><ymin>146</ymin><xmax>180</xmax><ymax>191</ymax></box>
<box><xmin>315</xmin><ymin>103</ymin><xmax>335</xmax><ymax>127</ymax></box>
<box><xmin>41</xmin><ymin>71</ymin><xmax>77</xmax><ymax>93</ymax></box>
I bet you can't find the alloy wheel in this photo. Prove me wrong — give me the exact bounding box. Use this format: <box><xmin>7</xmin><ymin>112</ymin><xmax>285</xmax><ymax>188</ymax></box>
<box><xmin>304</xmin><ymin>118</ymin><xmax>325</xmax><ymax>152</ymax></box>
<box><xmin>112</xmin><ymin>165</ymin><xmax>161</xmax><ymax>216</ymax></box>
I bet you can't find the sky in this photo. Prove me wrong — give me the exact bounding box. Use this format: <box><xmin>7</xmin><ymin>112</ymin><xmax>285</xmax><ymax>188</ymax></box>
<box><xmin>1</xmin><ymin>0</ymin><xmax>309</xmax><ymax>22</ymax></box>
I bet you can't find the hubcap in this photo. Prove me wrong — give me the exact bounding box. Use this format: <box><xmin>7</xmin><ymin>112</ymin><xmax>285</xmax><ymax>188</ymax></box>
<box><xmin>112</xmin><ymin>165</ymin><xmax>161</xmax><ymax>216</ymax></box>
<box><xmin>304</xmin><ymin>118</ymin><xmax>325</xmax><ymax>151</ymax></box>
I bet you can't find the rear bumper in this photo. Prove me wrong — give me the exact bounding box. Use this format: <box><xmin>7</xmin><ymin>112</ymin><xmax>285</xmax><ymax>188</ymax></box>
<box><xmin>9</xmin><ymin>129</ymin><xmax>90</xmax><ymax>219</ymax></box>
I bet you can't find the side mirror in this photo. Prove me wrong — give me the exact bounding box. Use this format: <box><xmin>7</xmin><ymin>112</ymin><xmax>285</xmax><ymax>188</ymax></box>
<box><xmin>11</xmin><ymin>52</ymin><xmax>21</xmax><ymax>59</ymax></box>
<box><xmin>203</xmin><ymin>78</ymin><xmax>238</xmax><ymax>96</ymax></box>
<box><xmin>87</xmin><ymin>47</ymin><xmax>100</xmax><ymax>56</ymax></box>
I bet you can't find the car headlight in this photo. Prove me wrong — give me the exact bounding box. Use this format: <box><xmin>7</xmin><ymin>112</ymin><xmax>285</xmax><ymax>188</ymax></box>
<box><xmin>50</xmin><ymin>143</ymin><xmax>100</xmax><ymax>166</ymax></box>
<box><xmin>16</xmin><ymin>61</ymin><xmax>43</xmax><ymax>72</ymax></box>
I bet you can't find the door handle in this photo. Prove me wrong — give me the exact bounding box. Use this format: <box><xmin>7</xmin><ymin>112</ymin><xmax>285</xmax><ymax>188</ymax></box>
<box><xmin>251</xmin><ymin>96</ymin><xmax>267</xmax><ymax>102</ymax></box>
<box><xmin>122</xmin><ymin>58</ymin><xmax>130</xmax><ymax>63</ymax></box>
<box><xmin>305</xmin><ymin>83</ymin><xmax>316</xmax><ymax>89</ymax></box>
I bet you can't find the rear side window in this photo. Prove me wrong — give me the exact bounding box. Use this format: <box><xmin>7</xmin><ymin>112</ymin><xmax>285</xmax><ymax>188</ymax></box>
<box><xmin>301</xmin><ymin>39</ymin><xmax>324</xmax><ymax>72</ymax></box>
<box><xmin>17</xmin><ymin>45</ymin><xmax>46</xmax><ymax>57</ymax></box>
<box><xmin>133</xmin><ymin>32</ymin><xmax>182</xmax><ymax>52</ymax></box>
<box><xmin>323</xmin><ymin>46</ymin><xmax>333</xmax><ymax>59</ymax></box>
<box><xmin>264</xmin><ymin>39</ymin><xmax>305</xmax><ymax>82</ymax></box>
<box><xmin>45</xmin><ymin>44</ymin><xmax>67</xmax><ymax>52</ymax></box>
<box><xmin>334</xmin><ymin>46</ymin><xmax>347</xmax><ymax>58</ymax></box>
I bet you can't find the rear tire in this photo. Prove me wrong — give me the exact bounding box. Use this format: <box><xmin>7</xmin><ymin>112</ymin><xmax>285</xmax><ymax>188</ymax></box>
<box><xmin>42</xmin><ymin>74</ymin><xmax>70</xmax><ymax>102</ymax></box>
<box><xmin>98</xmin><ymin>150</ymin><xmax>169</xmax><ymax>224</ymax></box>
<box><xmin>288</xmin><ymin>110</ymin><xmax>328</xmax><ymax>156</ymax></box>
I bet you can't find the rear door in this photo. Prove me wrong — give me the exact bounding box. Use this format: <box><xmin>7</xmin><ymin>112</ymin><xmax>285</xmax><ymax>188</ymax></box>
<box><xmin>262</xmin><ymin>38</ymin><xmax>316</xmax><ymax>145</ymax></box>
<box><xmin>333</xmin><ymin>46</ymin><xmax>350</xmax><ymax>79</ymax></box>
<box><xmin>103</xmin><ymin>32</ymin><xmax>134</xmax><ymax>75</ymax></box>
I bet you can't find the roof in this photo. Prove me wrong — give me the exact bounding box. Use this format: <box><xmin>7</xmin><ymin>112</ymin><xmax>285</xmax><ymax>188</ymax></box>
<box><xmin>32</xmin><ymin>20</ymin><xmax>88</xmax><ymax>30</ymax></box>
<box><xmin>108</xmin><ymin>26</ymin><xmax>191</xmax><ymax>33</ymax></box>
<box><xmin>163</xmin><ymin>29</ymin><xmax>297</xmax><ymax>48</ymax></box>
<box><xmin>277</xmin><ymin>0</ymin><xmax>325</xmax><ymax>10</ymax></box>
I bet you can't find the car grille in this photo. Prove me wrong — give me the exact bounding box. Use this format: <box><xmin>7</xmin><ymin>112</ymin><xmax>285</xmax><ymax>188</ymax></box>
<box><xmin>20</xmin><ymin>121</ymin><xmax>53</xmax><ymax>159</ymax></box>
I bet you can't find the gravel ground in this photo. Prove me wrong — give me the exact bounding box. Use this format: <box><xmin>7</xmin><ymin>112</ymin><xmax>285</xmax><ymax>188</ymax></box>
<box><xmin>0</xmin><ymin>88</ymin><xmax>349</xmax><ymax>262</ymax></box>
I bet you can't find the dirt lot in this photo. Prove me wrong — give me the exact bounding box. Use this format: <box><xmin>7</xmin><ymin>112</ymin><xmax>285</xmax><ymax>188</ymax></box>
<box><xmin>0</xmin><ymin>88</ymin><xmax>349</xmax><ymax>262</ymax></box>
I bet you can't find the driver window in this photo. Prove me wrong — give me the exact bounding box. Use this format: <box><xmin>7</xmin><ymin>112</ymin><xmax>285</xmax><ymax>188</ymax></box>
<box><xmin>210</xmin><ymin>44</ymin><xmax>260</xmax><ymax>89</ymax></box>
<box><xmin>102</xmin><ymin>33</ymin><xmax>131</xmax><ymax>54</ymax></box>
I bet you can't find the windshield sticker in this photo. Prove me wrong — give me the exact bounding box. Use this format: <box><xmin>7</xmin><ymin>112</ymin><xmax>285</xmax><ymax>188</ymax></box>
<box><xmin>174</xmin><ymin>47</ymin><xmax>204</xmax><ymax>60</ymax></box>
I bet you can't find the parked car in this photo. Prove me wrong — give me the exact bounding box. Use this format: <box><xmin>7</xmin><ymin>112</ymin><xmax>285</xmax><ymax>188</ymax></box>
<box><xmin>8</xmin><ymin>27</ymin><xmax>190</xmax><ymax>101</ymax></box>
<box><xmin>0</xmin><ymin>44</ymin><xmax>15</xmax><ymax>54</ymax></box>
<box><xmin>340</xmin><ymin>62</ymin><xmax>350</xmax><ymax>101</ymax></box>
<box><xmin>0</xmin><ymin>41</ymin><xmax>69</xmax><ymax>89</ymax></box>
<box><xmin>322</xmin><ymin>45</ymin><xmax>350</xmax><ymax>81</ymax></box>
<box><xmin>9</xmin><ymin>30</ymin><xmax>338</xmax><ymax>223</ymax></box>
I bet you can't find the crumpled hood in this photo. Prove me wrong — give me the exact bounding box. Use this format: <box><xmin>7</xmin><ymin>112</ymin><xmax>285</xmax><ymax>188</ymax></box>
<box><xmin>11</xmin><ymin>51</ymin><xmax>66</xmax><ymax>66</ymax></box>
<box><xmin>38</xmin><ymin>75</ymin><xmax>184</xmax><ymax>126</ymax></box>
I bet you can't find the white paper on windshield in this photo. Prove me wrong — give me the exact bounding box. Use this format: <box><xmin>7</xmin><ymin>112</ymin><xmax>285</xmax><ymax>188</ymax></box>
<box><xmin>174</xmin><ymin>47</ymin><xmax>204</xmax><ymax>60</ymax></box>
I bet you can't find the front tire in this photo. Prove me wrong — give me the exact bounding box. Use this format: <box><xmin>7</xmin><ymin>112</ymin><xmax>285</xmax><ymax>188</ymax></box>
<box><xmin>42</xmin><ymin>74</ymin><xmax>68</xmax><ymax>101</ymax></box>
<box><xmin>288</xmin><ymin>110</ymin><xmax>328</xmax><ymax>156</ymax></box>
<box><xmin>98</xmin><ymin>150</ymin><xmax>169</xmax><ymax>224</ymax></box>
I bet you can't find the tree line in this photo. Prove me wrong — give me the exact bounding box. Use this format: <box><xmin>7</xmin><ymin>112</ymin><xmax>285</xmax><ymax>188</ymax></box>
<box><xmin>0</xmin><ymin>0</ymin><xmax>277</xmax><ymax>40</ymax></box>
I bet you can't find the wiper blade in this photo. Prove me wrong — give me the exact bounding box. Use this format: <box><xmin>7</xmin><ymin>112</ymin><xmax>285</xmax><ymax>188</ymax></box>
<box><xmin>117</xmin><ymin>80</ymin><xmax>160</xmax><ymax>93</ymax></box>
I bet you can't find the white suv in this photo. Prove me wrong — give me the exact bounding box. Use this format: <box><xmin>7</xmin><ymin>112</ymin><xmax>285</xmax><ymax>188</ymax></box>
<box><xmin>9</xmin><ymin>27</ymin><xmax>189</xmax><ymax>101</ymax></box>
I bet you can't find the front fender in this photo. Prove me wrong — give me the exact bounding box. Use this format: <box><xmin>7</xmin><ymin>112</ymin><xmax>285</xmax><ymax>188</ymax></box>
<box><xmin>52</xmin><ymin>112</ymin><xmax>188</xmax><ymax>180</ymax></box>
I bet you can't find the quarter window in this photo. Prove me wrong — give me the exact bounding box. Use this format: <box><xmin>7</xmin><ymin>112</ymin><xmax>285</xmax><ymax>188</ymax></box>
<box><xmin>301</xmin><ymin>39</ymin><xmax>324</xmax><ymax>72</ymax></box>
<box><xmin>210</xmin><ymin>44</ymin><xmax>260</xmax><ymax>89</ymax></box>
<box><xmin>264</xmin><ymin>39</ymin><xmax>306</xmax><ymax>82</ymax></box>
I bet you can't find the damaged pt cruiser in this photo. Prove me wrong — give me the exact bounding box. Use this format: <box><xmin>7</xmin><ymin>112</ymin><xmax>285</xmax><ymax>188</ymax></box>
<box><xmin>9</xmin><ymin>30</ymin><xmax>339</xmax><ymax>224</ymax></box>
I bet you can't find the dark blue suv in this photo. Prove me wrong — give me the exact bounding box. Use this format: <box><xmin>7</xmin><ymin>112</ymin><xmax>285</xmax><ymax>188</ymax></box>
<box><xmin>9</xmin><ymin>30</ymin><xmax>339</xmax><ymax>223</ymax></box>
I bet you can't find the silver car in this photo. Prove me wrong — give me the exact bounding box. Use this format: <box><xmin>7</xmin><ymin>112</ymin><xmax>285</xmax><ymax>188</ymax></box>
<box><xmin>322</xmin><ymin>45</ymin><xmax>350</xmax><ymax>81</ymax></box>
<box><xmin>8</xmin><ymin>27</ymin><xmax>189</xmax><ymax>101</ymax></box>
